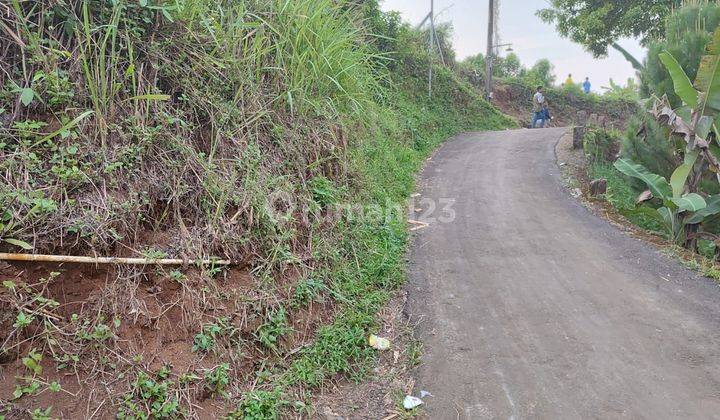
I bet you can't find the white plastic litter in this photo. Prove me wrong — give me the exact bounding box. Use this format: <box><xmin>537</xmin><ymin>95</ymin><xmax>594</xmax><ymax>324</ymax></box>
<box><xmin>420</xmin><ymin>390</ymin><xmax>433</xmax><ymax>398</ymax></box>
<box><xmin>368</xmin><ymin>334</ymin><xmax>391</xmax><ymax>350</ymax></box>
<box><xmin>403</xmin><ymin>395</ymin><xmax>424</xmax><ymax>410</ymax></box>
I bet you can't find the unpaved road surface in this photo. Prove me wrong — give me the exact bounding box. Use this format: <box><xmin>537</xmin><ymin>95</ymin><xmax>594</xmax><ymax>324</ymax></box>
<box><xmin>408</xmin><ymin>128</ymin><xmax>720</xmax><ymax>419</ymax></box>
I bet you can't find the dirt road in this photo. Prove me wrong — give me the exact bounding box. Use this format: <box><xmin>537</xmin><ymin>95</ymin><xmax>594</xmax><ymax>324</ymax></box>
<box><xmin>408</xmin><ymin>128</ymin><xmax>720</xmax><ymax>419</ymax></box>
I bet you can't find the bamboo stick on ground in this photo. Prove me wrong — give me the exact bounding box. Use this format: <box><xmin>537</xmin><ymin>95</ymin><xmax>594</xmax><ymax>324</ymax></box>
<box><xmin>0</xmin><ymin>253</ymin><xmax>232</xmax><ymax>266</ymax></box>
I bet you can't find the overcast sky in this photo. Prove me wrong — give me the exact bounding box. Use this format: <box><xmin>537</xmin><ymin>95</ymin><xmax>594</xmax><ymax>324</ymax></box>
<box><xmin>380</xmin><ymin>0</ymin><xmax>646</xmax><ymax>91</ymax></box>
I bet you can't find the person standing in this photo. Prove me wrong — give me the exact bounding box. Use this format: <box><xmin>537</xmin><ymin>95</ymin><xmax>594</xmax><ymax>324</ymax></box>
<box><xmin>564</xmin><ymin>73</ymin><xmax>574</xmax><ymax>87</ymax></box>
<box><xmin>532</xmin><ymin>86</ymin><xmax>546</xmax><ymax>128</ymax></box>
<box><xmin>583</xmin><ymin>77</ymin><xmax>591</xmax><ymax>94</ymax></box>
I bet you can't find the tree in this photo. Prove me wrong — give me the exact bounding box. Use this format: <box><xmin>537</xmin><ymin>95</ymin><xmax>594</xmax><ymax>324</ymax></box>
<box><xmin>642</xmin><ymin>3</ymin><xmax>720</xmax><ymax>107</ymax></box>
<box><xmin>537</xmin><ymin>0</ymin><xmax>680</xmax><ymax>69</ymax></box>
<box><xmin>461</xmin><ymin>52</ymin><xmax>522</xmax><ymax>79</ymax></box>
<box><xmin>522</xmin><ymin>59</ymin><xmax>556</xmax><ymax>87</ymax></box>
<box><xmin>495</xmin><ymin>53</ymin><xmax>522</xmax><ymax>78</ymax></box>
<box><xmin>462</xmin><ymin>53</ymin><xmax>485</xmax><ymax>70</ymax></box>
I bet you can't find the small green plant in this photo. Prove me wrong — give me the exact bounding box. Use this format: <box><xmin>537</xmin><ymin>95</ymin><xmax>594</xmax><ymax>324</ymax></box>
<box><xmin>406</xmin><ymin>338</ymin><xmax>423</xmax><ymax>368</ymax></box>
<box><xmin>583</xmin><ymin>127</ymin><xmax>620</xmax><ymax>164</ymax></box>
<box><xmin>13</xmin><ymin>311</ymin><xmax>36</xmax><ymax>329</ymax></box>
<box><xmin>12</xmin><ymin>120</ymin><xmax>47</xmax><ymax>140</ymax></box>
<box><xmin>30</xmin><ymin>407</ymin><xmax>53</xmax><ymax>420</ymax></box>
<box><xmin>204</xmin><ymin>363</ymin><xmax>230</xmax><ymax>398</ymax></box>
<box><xmin>48</xmin><ymin>381</ymin><xmax>62</xmax><ymax>392</ymax></box>
<box><xmin>205</xmin><ymin>264</ymin><xmax>224</xmax><ymax>278</ymax></box>
<box><xmin>12</xmin><ymin>378</ymin><xmax>41</xmax><ymax>400</ymax></box>
<box><xmin>78</xmin><ymin>321</ymin><xmax>114</xmax><ymax>343</ymax></box>
<box><xmin>168</xmin><ymin>270</ymin><xmax>186</xmax><ymax>283</ymax></box>
<box><xmin>192</xmin><ymin>317</ymin><xmax>236</xmax><ymax>353</ymax></box>
<box><xmin>142</xmin><ymin>248</ymin><xmax>168</xmax><ymax>260</ymax></box>
<box><xmin>588</xmin><ymin>163</ymin><xmax>665</xmax><ymax>233</ymax></box>
<box><xmin>231</xmin><ymin>388</ymin><xmax>283</xmax><ymax>420</ymax></box>
<box><xmin>22</xmin><ymin>348</ymin><xmax>43</xmax><ymax>375</ymax></box>
<box><xmin>55</xmin><ymin>353</ymin><xmax>80</xmax><ymax>370</ymax></box>
<box><xmin>291</xmin><ymin>278</ymin><xmax>325</xmax><ymax>308</ymax></box>
<box><xmin>255</xmin><ymin>307</ymin><xmax>292</xmax><ymax>352</ymax></box>
<box><xmin>308</xmin><ymin>177</ymin><xmax>338</xmax><ymax>207</ymax></box>
<box><xmin>118</xmin><ymin>371</ymin><xmax>182</xmax><ymax>419</ymax></box>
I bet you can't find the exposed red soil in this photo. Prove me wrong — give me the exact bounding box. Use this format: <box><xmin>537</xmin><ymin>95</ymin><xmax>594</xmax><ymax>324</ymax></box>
<box><xmin>0</xmin><ymin>256</ymin><xmax>340</xmax><ymax>418</ymax></box>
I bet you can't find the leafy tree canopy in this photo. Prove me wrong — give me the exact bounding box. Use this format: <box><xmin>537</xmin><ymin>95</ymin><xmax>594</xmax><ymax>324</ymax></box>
<box><xmin>537</xmin><ymin>0</ymin><xmax>679</xmax><ymax>57</ymax></box>
<box><xmin>524</xmin><ymin>59</ymin><xmax>556</xmax><ymax>87</ymax></box>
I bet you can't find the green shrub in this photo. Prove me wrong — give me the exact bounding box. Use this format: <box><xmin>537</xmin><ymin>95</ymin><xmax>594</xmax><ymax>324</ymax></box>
<box><xmin>118</xmin><ymin>370</ymin><xmax>182</xmax><ymax>419</ymax></box>
<box><xmin>601</xmin><ymin>78</ymin><xmax>640</xmax><ymax>102</ymax></box>
<box><xmin>621</xmin><ymin>114</ymin><xmax>678</xmax><ymax>181</ymax></box>
<box><xmin>255</xmin><ymin>307</ymin><xmax>292</xmax><ymax>352</ymax></box>
<box><xmin>583</xmin><ymin>127</ymin><xmax>621</xmax><ymax>164</ymax></box>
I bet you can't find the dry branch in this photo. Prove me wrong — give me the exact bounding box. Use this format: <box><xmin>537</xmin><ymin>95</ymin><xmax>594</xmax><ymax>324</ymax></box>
<box><xmin>0</xmin><ymin>253</ymin><xmax>232</xmax><ymax>266</ymax></box>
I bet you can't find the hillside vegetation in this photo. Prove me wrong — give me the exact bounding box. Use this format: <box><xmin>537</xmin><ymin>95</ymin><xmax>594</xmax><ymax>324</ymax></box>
<box><xmin>578</xmin><ymin>2</ymin><xmax>720</xmax><ymax>266</ymax></box>
<box><xmin>0</xmin><ymin>0</ymin><xmax>513</xmax><ymax>417</ymax></box>
<box><xmin>458</xmin><ymin>51</ymin><xmax>640</xmax><ymax>128</ymax></box>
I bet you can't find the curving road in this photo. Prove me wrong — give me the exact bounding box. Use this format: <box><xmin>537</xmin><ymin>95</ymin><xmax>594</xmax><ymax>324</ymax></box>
<box><xmin>408</xmin><ymin>128</ymin><xmax>720</xmax><ymax>419</ymax></box>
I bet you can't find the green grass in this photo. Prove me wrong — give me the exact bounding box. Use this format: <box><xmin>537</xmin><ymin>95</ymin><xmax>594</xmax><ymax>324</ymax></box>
<box><xmin>233</xmin><ymin>79</ymin><xmax>513</xmax><ymax>416</ymax></box>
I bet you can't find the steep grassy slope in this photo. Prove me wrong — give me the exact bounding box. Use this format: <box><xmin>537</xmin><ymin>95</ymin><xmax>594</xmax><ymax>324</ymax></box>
<box><xmin>0</xmin><ymin>1</ymin><xmax>513</xmax><ymax>417</ymax></box>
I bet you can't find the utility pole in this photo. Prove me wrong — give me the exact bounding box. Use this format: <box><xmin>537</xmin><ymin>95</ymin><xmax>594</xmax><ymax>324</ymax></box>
<box><xmin>485</xmin><ymin>0</ymin><xmax>495</xmax><ymax>100</ymax></box>
<box><xmin>418</xmin><ymin>0</ymin><xmax>445</xmax><ymax>97</ymax></box>
<box><xmin>429</xmin><ymin>0</ymin><xmax>434</xmax><ymax>97</ymax></box>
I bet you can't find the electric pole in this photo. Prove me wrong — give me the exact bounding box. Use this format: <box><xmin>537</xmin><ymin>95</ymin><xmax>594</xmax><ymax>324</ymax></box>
<box><xmin>485</xmin><ymin>0</ymin><xmax>495</xmax><ymax>100</ymax></box>
<box><xmin>429</xmin><ymin>0</ymin><xmax>434</xmax><ymax>97</ymax></box>
<box><xmin>418</xmin><ymin>0</ymin><xmax>445</xmax><ymax>97</ymax></box>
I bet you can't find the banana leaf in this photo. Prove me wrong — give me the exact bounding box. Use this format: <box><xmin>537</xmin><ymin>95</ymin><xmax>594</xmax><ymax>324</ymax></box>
<box><xmin>614</xmin><ymin>158</ymin><xmax>672</xmax><ymax>201</ymax></box>
<box><xmin>669</xmin><ymin>149</ymin><xmax>698</xmax><ymax>198</ymax></box>
<box><xmin>685</xmin><ymin>195</ymin><xmax>720</xmax><ymax>224</ymax></box>
<box><xmin>670</xmin><ymin>193</ymin><xmax>707</xmax><ymax>212</ymax></box>
<box><xmin>695</xmin><ymin>28</ymin><xmax>720</xmax><ymax>114</ymax></box>
<box><xmin>660</xmin><ymin>51</ymin><xmax>698</xmax><ymax>108</ymax></box>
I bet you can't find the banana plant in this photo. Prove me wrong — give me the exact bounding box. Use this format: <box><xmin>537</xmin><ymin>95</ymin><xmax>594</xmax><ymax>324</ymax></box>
<box><xmin>654</xmin><ymin>27</ymin><xmax>720</xmax><ymax>175</ymax></box>
<box><xmin>614</xmin><ymin>29</ymin><xmax>720</xmax><ymax>247</ymax></box>
<box><xmin>614</xmin><ymin>157</ymin><xmax>713</xmax><ymax>245</ymax></box>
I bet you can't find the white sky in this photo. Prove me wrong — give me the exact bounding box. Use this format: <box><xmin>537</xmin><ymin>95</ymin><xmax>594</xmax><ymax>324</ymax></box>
<box><xmin>380</xmin><ymin>0</ymin><xmax>646</xmax><ymax>91</ymax></box>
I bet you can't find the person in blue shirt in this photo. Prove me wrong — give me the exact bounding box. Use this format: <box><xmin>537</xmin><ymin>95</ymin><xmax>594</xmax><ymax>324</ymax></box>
<box><xmin>583</xmin><ymin>77</ymin><xmax>591</xmax><ymax>94</ymax></box>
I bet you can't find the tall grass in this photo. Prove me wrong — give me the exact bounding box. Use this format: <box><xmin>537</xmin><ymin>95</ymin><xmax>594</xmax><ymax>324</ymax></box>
<box><xmin>1</xmin><ymin>0</ymin><xmax>381</xmax><ymax>257</ymax></box>
<box><xmin>263</xmin><ymin>0</ymin><xmax>383</xmax><ymax>118</ymax></box>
